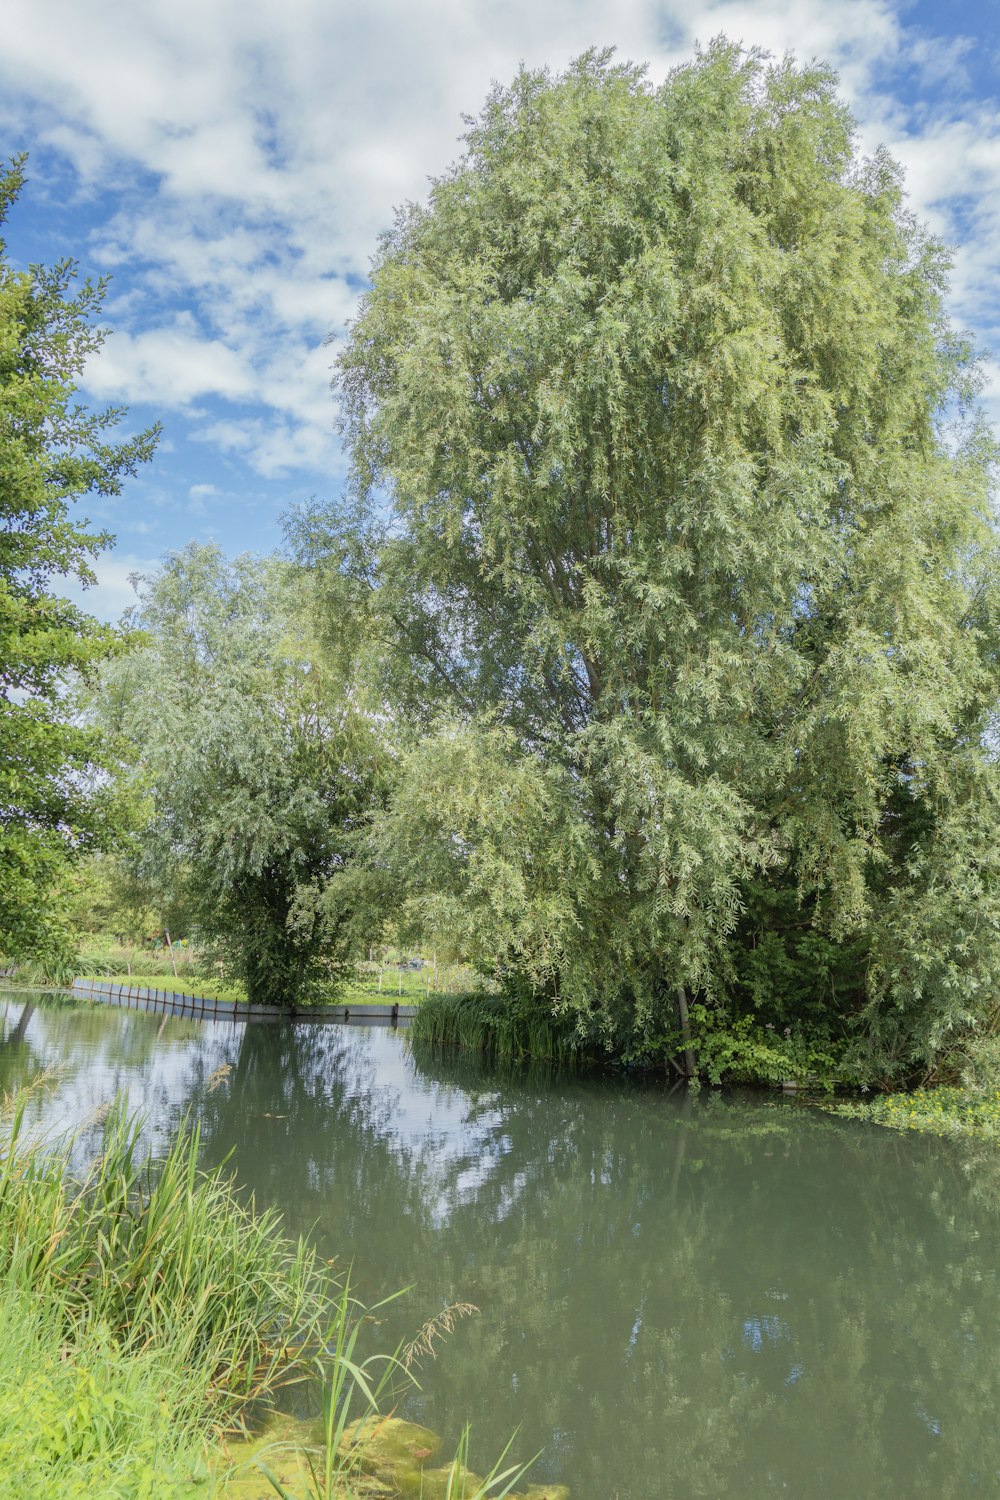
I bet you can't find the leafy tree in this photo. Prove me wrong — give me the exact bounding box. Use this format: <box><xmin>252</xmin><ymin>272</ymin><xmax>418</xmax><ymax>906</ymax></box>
<box><xmin>93</xmin><ymin>543</ymin><xmax>387</xmax><ymax>1006</ymax></box>
<box><xmin>0</xmin><ymin>155</ymin><xmax>157</xmax><ymax>963</ymax></box>
<box><xmin>325</xmin><ymin>44</ymin><xmax>1000</xmax><ymax>1075</ymax></box>
<box><xmin>60</xmin><ymin>853</ymin><xmax>160</xmax><ymax>942</ymax></box>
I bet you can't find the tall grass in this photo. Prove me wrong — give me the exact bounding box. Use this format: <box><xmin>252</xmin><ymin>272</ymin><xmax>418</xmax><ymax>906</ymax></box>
<box><xmin>410</xmin><ymin>992</ymin><xmax>580</xmax><ymax>1063</ymax></box>
<box><xmin>0</xmin><ymin>1099</ymin><xmax>333</xmax><ymax>1414</ymax></box>
<box><xmin>0</xmin><ymin>1096</ymin><xmax>381</xmax><ymax>1497</ymax></box>
<box><xmin>0</xmin><ymin>1277</ymin><xmax>204</xmax><ymax>1498</ymax></box>
<box><xmin>0</xmin><ymin>1095</ymin><xmax>540</xmax><ymax>1500</ymax></box>
<box><xmin>75</xmin><ymin>935</ymin><xmax>211</xmax><ymax>982</ymax></box>
<box><xmin>4</xmin><ymin>943</ymin><xmax>208</xmax><ymax>990</ymax></box>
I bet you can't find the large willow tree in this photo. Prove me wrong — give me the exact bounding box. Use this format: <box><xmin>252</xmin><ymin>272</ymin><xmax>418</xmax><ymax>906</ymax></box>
<box><xmin>329</xmin><ymin>44</ymin><xmax>1000</xmax><ymax>1076</ymax></box>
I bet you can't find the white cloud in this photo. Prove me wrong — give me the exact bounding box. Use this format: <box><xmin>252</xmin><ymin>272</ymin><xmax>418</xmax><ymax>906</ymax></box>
<box><xmin>186</xmin><ymin>482</ymin><xmax>219</xmax><ymax>515</ymax></box>
<box><xmin>85</xmin><ymin>319</ymin><xmax>256</xmax><ymax>406</ymax></box>
<box><xmin>192</xmin><ymin>413</ymin><xmax>341</xmax><ymax>479</ymax></box>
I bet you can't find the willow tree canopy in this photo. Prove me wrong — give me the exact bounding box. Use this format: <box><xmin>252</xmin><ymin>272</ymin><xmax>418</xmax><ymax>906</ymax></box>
<box><xmin>329</xmin><ymin>43</ymin><xmax>1000</xmax><ymax>1076</ymax></box>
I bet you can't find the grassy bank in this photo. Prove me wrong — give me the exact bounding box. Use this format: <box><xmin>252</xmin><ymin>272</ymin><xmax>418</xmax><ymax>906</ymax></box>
<box><xmin>0</xmin><ymin>1085</ymin><xmax>542</xmax><ymax>1499</ymax></box>
<box><xmin>4</xmin><ymin>937</ymin><xmax>481</xmax><ymax>1011</ymax></box>
<box><xmin>71</xmin><ymin>972</ymin><xmax>429</xmax><ymax>1008</ymax></box>
<box><xmin>76</xmin><ymin>975</ymin><xmax>250</xmax><ymax>1005</ymax></box>
<box><xmin>410</xmin><ymin>995</ymin><xmax>1000</xmax><ymax>1145</ymax></box>
<box><xmin>0</xmin><ymin>1092</ymin><xmax>340</xmax><ymax>1496</ymax></box>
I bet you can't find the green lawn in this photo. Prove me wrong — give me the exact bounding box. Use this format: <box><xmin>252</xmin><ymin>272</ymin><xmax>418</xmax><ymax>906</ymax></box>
<box><xmin>54</xmin><ymin>940</ymin><xmax>479</xmax><ymax>1010</ymax></box>
<box><xmin>78</xmin><ymin>974</ymin><xmax>248</xmax><ymax>1005</ymax></box>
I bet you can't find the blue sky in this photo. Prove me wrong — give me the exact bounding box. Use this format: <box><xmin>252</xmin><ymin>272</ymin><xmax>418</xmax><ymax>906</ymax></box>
<box><xmin>2</xmin><ymin>0</ymin><xmax>998</xmax><ymax>620</ymax></box>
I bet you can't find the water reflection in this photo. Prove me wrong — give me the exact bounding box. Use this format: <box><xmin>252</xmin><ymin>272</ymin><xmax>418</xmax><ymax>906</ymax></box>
<box><xmin>2</xmin><ymin>992</ymin><xmax>999</xmax><ymax>1498</ymax></box>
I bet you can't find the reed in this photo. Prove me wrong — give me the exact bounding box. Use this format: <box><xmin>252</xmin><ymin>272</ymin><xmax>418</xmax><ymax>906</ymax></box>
<box><xmin>410</xmin><ymin>991</ymin><xmax>580</xmax><ymax>1063</ymax></box>
<box><xmin>0</xmin><ymin>1096</ymin><xmax>376</xmax><ymax>1496</ymax></box>
<box><xmin>0</xmin><ymin>1099</ymin><xmax>334</xmax><ymax>1415</ymax></box>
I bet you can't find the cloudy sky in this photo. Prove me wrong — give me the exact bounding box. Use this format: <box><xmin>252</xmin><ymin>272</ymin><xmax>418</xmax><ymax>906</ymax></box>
<box><xmin>2</xmin><ymin>0</ymin><xmax>998</xmax><ymax>619</ymax></box>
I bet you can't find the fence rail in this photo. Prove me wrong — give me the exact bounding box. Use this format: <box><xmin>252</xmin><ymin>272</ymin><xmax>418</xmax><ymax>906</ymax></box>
<box><xmin>70</xmin><ymin>978</ymin><xmax>415</xmax><ymax>1027</ymax></box>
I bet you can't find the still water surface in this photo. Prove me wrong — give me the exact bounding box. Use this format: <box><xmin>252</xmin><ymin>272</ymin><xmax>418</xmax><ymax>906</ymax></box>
<box><xmin>2</xmin><ymin>991</ymin><xmax>999</xmax><ymax>1498</ymax></box>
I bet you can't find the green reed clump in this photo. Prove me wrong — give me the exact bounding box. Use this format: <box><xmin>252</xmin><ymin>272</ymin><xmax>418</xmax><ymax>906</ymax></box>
<box><xmin>5</xmin><ymin>952</ymin><xmax>80</xmax><ymax>988</ymax></box>
<box><xmin>410</xmin><ymin>991</ymin><xmax>580</xmax><ymax>1063</ymax></box>
<box><xmin>0</xmin><ymin>1099</ymin><xmax>334</xmax><ymax>1421</ymax></box>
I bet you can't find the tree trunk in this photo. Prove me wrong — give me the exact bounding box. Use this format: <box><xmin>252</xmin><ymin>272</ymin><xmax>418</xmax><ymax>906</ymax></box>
<box><xmin>676</xmin><ymin>985</ymin><xmax>697</xmax><ymax>1079</ymax></box>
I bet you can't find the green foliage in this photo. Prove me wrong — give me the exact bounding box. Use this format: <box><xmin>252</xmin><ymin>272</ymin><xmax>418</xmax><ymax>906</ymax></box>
<box><xmin>728</xmin><ymin>877</ymin><xmax>867</xmax><ymax>1027</ymax></box>
<box><xmin>0</xmin><ymin>1282</ymin><xmax>205</xmax><ymax>1498</ymax></box>
<box><xmin>411</xmin><ymin>990</ymin><xmax>580</xmax><ymax>1062</ymax></box>
<box><xmin>73</xmin><ymin>932</ymin><xmax>208</xmax><ymax>980</ymax></box>
<box><xmin>62</xmin><ymin>855</ymin><xmax>160</xmax><ymax>942</ymax></box>
<box><xmin>853</xmin><ymin>761</ymin><xmax>1000</xmax><ymax>1080</ymax></box>
<box><xmin>820</xmin><ymin>1085</ymin><xmax>1000</xmax><ymax>1139</ymax></box>
<box><xmin>324</xmin><ymin>43</ymin><xmax>1000</xmax><ymax>1077</ymax></box>
<box><xmin>0</xmin><ymin>157</ymin><xmax>157</xmax><ymax>966</ymax></box>
<box><xmin>0</xmin><ymin>1093</ymin><xmax>364</xmax><ymax>1497</ymax></box>
<box><xmin>358</xmin><ymin>720</ymin><xmax>594</xmax><ymax>996</ymax></box>
<box><xmin>685</xmin><ymin>1005</ymin><xmax>842</xmax><ymax>1087</ymax></box>
<box><xmin>344</xmin><ymin>956</ymin><xmax>478</xmax><ymax>1004</ymax></box>
<box><xmin>89</xmin><ymin>544</ymin><xmax>389</xmax><ymax>1006</ymax></box>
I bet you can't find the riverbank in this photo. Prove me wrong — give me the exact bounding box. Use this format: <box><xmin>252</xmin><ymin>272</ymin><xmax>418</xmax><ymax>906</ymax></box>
<box><xmin>0</xmin><ymin>1087</ymin><xmax>345</xmax><ymax>1497</ymax></box>
<box><xmin>411</xmin><ymin>993</ymin><xmax>1000</xmax><ymax>1142</ymax></box>
<box><xmin>0</xmin><ymin>1081</ymin><xmax>540</xmax><ymax>1499</ymax></box>
<box><xmin>2</xmin><ymin>940</ymin><xmax>478</xmax><ymax>1011</ymax></box>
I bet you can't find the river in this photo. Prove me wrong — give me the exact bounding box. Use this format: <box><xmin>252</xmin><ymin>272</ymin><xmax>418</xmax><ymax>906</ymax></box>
<box><xmin>1</xmin><ymin>989</ymin><xmax>998</xmax><ymax>1498</ymax></box>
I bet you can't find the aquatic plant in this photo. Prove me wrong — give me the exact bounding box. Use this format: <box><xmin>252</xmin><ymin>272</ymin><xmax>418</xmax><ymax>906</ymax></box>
<box><xmin>255</xmin><ymin>1413</ymin><xmax>539</xmax><ymax>1500</ymax></box>
<box><xmin>410</xmin><ymin>992</ymin><xmax>579</xmax><ymax>1063</ymax></box>
<box><xmin>821</xmin><ymin>1085</ymin><xmax>1000</xmax><ymax>1139</ymax></box>
<box><xmin>0</xmin><ymin>1098</ymin><xmax>334</xmax><ymax>1415</ymax></box>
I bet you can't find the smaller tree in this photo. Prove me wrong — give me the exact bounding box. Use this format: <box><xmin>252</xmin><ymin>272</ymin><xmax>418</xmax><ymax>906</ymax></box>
<box><xmin>93</xmin><ymin>544</ymin><xmax>387</xmax><ymax>1006</ymax></box>
<box><xmin>0</xmin><ymin>156</ymin><xmax>157</xmax><ymax>962</ymax></box>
